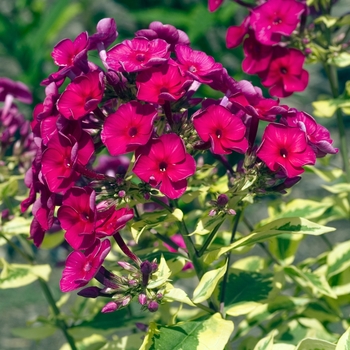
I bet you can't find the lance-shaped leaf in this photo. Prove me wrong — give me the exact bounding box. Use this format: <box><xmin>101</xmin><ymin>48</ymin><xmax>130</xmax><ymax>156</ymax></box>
<box><xmin>284</xmin><ymin>265</ymin><xmax>337</xmax><ymax>299</ymax></box>
<box><xmin>327</xmin><ymin>240</ymin><xmax>350</xmax><ymax>278</ymax></box>
<box><xmin>191</xmin><ymin>214</ymin><xmax>225</xmax><ymax>236</ymax></box>
<box><xmin>192</xmin><ymin>262</ymin><xmax>227</xmax><ymax>303</ymax></box>
<box><xmin>12</xmin><ymin>325</ymin><xmax>57</xmax><ymax>341</ymax></box>
<box><xmin>203</xmin><ymin>218</ymin><xmax>335</xmax><ymax>264</ymax></box>
<box><xmin>336</xmin><ymin>327</ymin><xmax>350</xmax><ymax>350</ymax></box>
<box><xmin>254</xmin><ymin>333</ymin><xmax>274</xmax><ymax>350</ymax></box>
<box><xmin>147</xmin><ymin>255</ymin><xmax>172</xmax><ymax>289</ymax></box>
<box><xmin>140</xmin><ymin>313</ymin><xmax>233</xmax><ymax>350</ymax></box>
<box><xmin>164</xmin><ymin>286</ymin><xmax>196</xmax><ymax>307</ymax></box>
<box><xmin>295</xmin><ymin>338</ymin><xmax>336</xmax><ymax>350</ymax></box>
<box><xmin>323</xmin><ymin>183</ymin><xmax>350</xmax><ymax>194</ymax></box>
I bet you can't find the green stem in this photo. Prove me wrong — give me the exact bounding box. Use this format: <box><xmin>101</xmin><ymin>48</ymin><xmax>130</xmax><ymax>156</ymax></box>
<box><xmin>195</xmin><ymin>302</ymin><xmax>216</xmax><ymax>314</ymax></box>
<box><xmin>38</xmin><ymin>278</ymin><xmax>78</xmax><ymax>350</ymax></box>
<box><xmin>219</xmin><ymin>210</ymin><xmax>242</xmax><ymax>317</ymax></box>
<box><xmin>324</xmin><ymin>64</ymin><xmax>350</xmax><ymax>182</ymax></box>
<box><xmin>0</xmin><ymin>233</ymin><xmax>34</xmax><ymax>263</ymax></box>
<box><xmin>198</xmin><ymin>218</ymin><xmax>225</xmax><ymax>257</ymax></box>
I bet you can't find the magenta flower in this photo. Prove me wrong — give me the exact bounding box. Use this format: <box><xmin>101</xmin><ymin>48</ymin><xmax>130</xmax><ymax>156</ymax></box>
<box><xmin>57</xmin><ymin>71</ymin><xmax>104</xmax><ymax>120</ymax></box>
<box><xmin>60</xmin><ymin>239</ymin><xmax>111</xmax><ymax>292</ymax></box>
<box><xmin>106</xmin><ymin>38</ymin><xmax>170</xmax><ymax>72</ymax></box>
<box><xmin>257</xmin><ymin>123</ymin><xmax>316</xmax><ymax>178</ymax></box>
<box><xmin>96</xmin><ymin>206</ymin><xmax>134</xmax><ymax>237</ymax></box>
<box><xmin>41</xmin><ymin>131</ymin><xmax>94</xmax><ymax>193</ymax></box>
<box><xmin>0</xmin><ymin>77</ymin><xmax>32</xmax><ymax>104</ymax></box>
<box><xmin>226</xmin><ymin>18</ymin><xmax>250</xmax><ymax>49</ymax></box>
<box><xmin>259</xmin><ymin>48</ymin><xmax>309</xmax><ymax>97</ymax></box>
<box><xmin>193</xmin><ymin>105</ymin><xmax>248</xmax><ymax>155</ymax></box>
<box><xmin>282</xmin><ymin>110</ymin><xmax>338</xmax><ymax>157</ymax></box>
<box><xmin>242</xmin><ymin>35</ymin><xmax>273</xmax><ymax>75</ymax></box>
<box><xmin>58</xmin><ymin>187</ymin><xmax>97</xmax><ymax>250</ymax></box>
<box><xmin>133</xmin><ymin>133</ymin><xmax>196</xmax><ymax>199</ymax></box>
<box><xmin>135</xmin><ymin>21</ymin><xmax>190</xmax><ymax>51</ymax></box>
<box><xmin>175</xmin><ymin>44</ymin><xmax>222</xmax><ymax>83</ymax></box>
<box><xmin>136</xmin><ymin>64</ymin><xmax>192</xmax><ymax>104</ymax></box>
<box><xmin>208</xmin><ymin>0</ymin><xmax>224</xmax><ymax>12</ymax></box>
<box><xmin>101</xmin><ymin>101</ymin><xmax>157</xmax><ymax>155</ymax></box>
<box><xmin>51</xmin><ymin>31</ymin><xmax>89</xmax><ymax>74</ymax></box>
<box><xmin>250</xmin><ymin>0</ymin><xmax>305</xmax><ymax>45</ymax></box>
<box><xmin>88</xmin><ymin>18</ymin><xmax>118</xmax><ymax>50</ymax></box>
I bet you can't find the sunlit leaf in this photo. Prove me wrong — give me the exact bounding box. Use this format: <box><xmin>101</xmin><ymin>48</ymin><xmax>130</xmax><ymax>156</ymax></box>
<box><xmin>295</xmin><ymin>338</ymin><xmax>336</xmax><ymax>350</ymax></box>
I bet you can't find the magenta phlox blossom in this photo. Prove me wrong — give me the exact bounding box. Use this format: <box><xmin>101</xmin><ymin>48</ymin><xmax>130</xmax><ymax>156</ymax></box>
<box><xmin>136</xmin><ymin>64</ymin><xmax>192</xmax><ymax>104</ymax></box>
<box><xmin>250</xmin><ymin>0</ymin><xmax>305</xmax><ymax>45</ymax></box>
<box><xmin>106</xmin><ymin>38</ymin><xmax>170</xmax><ymax>73</ymax></box>
<box><xmin>282</xmin><ymin>110</ymin><xmax>338</xmax><ymax>157</ymax></box>
<box><xmin>242</xmin><ymin>35</ymin><xmax>273</xmax><ymax>75</ymax></box>
<box><xmin>60</xmin><ymin>238</ymin><xmax>111</xmax><ymax>292</ymax></box>
<box><xmin>135</xmin><ymin>21</ymin><xmax>190</xmax><ymax>51</ymax></box>
<box><xmin>41</xmin><ymin>131</ymin><xmax>94</xmax><ymax>193</ymax></box>
<box><xmin>58</xmin><ymin>187</ymin><xmax>97</xmax><ymax>250</ymax></box>
<box><xmin>88</xmin><ymin>18</ymin><xmax>118</xmax><ymax>50</ymax></box>
<box><xmin>51</xmin><ymin>31</ymin><xmax>89</xmax><ymax>74</ymax></box>
<box><xmin>101</xmin><ymin>101</ymin><xmax>157</xmax><ymax>155</ymax></box>
<box><xmin>57</xmin><ymin>71</ymin><xmax>104</xmax><ymax>120</ymax></box>
<box><xmin>257</xmin><ymin>123</ymin><xmax>316</xmax><ymax>178</ymax></box>
<box><xmin>174</xmin><ymin>44</ymin><xmax>223</xmax><ymax>83</ymax></box>
<box><xmin>259</xmin><ymin>47</ymin><xmax>309</xmax><ymax>97</ymax></box>
<box><xmin>208</xmin><ymin>0</ymin><xmax>224</xmax><ymax>12</ymax></box>
<box><xmin>133</xmin><ymin>133</ymin><xmax>196</xmax><ymax>199</ymax></box>
<box><xmin>95</xmin><ymin>206</ymin><xmax>134</xmax><ymax>237</ymax></box>
<box><xmin>0</xmin><ymin>77</ymin><xmax>33</xmax><ymax>104</ymax></box>
<box><xmin>193</xmin><ymin>105</ymin><xmax>248</xmax><ymax>155</ymax></box>
<box><xmin>226</xmin><ymin>18</ymin><xmax>250</xmax><ymax>49</ymax></box>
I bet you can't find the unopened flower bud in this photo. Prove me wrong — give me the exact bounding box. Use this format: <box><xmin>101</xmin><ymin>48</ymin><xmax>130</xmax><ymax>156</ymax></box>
<box><xmin>143</xmin><ymin>192</ymin><xmax>151</xmax><ymax>200</ymax></box>
<box><xmin>148</xmin><ymin>300</ymin><xmax>159</xmax><ymax>312</ymax></box>
<box><xmin>135</xmin><ymin>323</ymin><xmax>148</xmax><ymax>332</ymax></box>
<box><xmin>118</xmin><ymin>261</ymin><xmax>138</xmax><ymax>273</ymax></box>
<box><xmin>156</xmin><ymin>292</ymin><xmax>163</xmax><ymax>299</ymax></box>
<box><xmin>141</xmin><ymin>260</ymin><xmax>153</xmax><ymax>286</ymax></box>
<box><xmin>217</xmin><ymin>194</ymin><xmax>229</xmax><ymax>207</ymax></box>
<box><xmin>101</xmin><ymin>301</ymin><xmax>119</xmax><ymax>313</ymax></box>
<box><xmin>138</xmin><ymin>293</ymin><xmax>148</xmax><ymax>305</ymax></box>
<box><xmin>227</xmin><ymin>209</ymin><xmax>237</xmax><ymax>215</ymax></box>
<box><xmin>118</xmin><ymin>190</ymin><xmax>126</xmax><ymax>198</ymax></box>
<box><xmin>122</xmin><ymin>295</ymin><xmax>132</xmax><ymax>307</ymax></box>
<box><xmin>209</xmin><ymin>209</ymin><xmax>217</xmax><ymax>217</ymax></box>
<box><xmin>77</xmin><ymin>286</ymin><xmax>101</xmax><ymax>298</ymax></box>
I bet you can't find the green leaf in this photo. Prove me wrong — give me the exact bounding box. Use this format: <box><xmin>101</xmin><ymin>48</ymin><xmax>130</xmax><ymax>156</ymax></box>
<box><xmin>40</xmin><ymin>230</ymin><xmax>65</xmax><ymax>249</ymax></box>
<box><xmin>0</xmin><ymin>260</ymin><xmax>51</xmax><ymax>289</ymax></box>
<box><xmin>191</xmin><ymin>214</ymin><xmax>225</xmax><ymax>236</ymax></box>
<box><xmin>323</xmin><ymin>183</ymin><xmax>350</xmax><ymax>194</ymax></box>
<box><xmin>202</xmin><ymin>218</ymin><xmax>334</xmax><ymax>264</ymax></box>
<box><xmin>327</xmin><ymin>240</ymin><xmax>350</xmax><ymax>277</ymax></box>
<box><xmin>226</xmin><ymin>301</ymin><xmax>262</xmax><ymax>317</ymax></box>
<box><xmin>336</xmin><ymin>327</ymin><xmax>350</xmax><ymax>350</ymax></box>
<box><xmin>192</xmin><ymin>262</ymin><xmax>227</xmax><ymax>303</ymax></box>
<box><xmin>268</xmin><ymin>233</ymin><xmax>303</xmax><ymax>265</ymax></box>
<box><xmin>295</xmin><ymin>338</ymin><xmax>336</xmax><ymax>350</ymax></box>
<box><xmin>254</xmin><ymin>334</ymin><xmax>274</xmax><ymax>350</ymax></box>
<box><xmin>314</xmin><ymin>15</ymin><xmax>339</xmax><ymax>27</ymax></box>
<box><xmin>284</xmin><ymin>266</ymin><xmax>337</xmax><ymax>298</ymax></box>
<box><xmin>12</xmin><ymin>325</ymin><xmax>57</xmax><ymax>340</ymax></box>
<box><xmin>145</xmin><ymin>313</ymin><xmax>233</xmax><ymax>350</ymax></box>
<box><xmin>304</xmin><ymin>166</ymin><xmax>343</xmax><ymax>182</ymax></box>
<box><xmin>164</xmin><ymin>285</ymin><xmax>195</xmax><ymax>306</ymax></box>
<box><xmin>147</xmin><ymin>255</ymin><xmax>171</xmax><ymax>289</ymax></box>
<box><xmin>0</xmin><ymin>178</ymin><xmax>18</xmax><ymax>199</ymax></box>
<box><xmin>328</xmin><ymin>52</ymin><xmax>350</xmax><ymax>68</ymax></box>
<box><xmin>1</xmin><ymin>216</ymin><xmax>32</xmax><ymax>236</ymax></box>
<box><xmin>101</xmin><ymin>334</ymin><xmax>143</xmax><ymax>350</ymax></box>
<box><xmin>60</xmin><ymin>334</ymin><xmax>107</xmax><ymax>350</ymax></box>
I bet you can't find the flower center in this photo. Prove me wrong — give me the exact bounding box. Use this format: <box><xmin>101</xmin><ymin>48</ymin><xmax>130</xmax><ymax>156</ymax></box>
<box><xmin>64</xmin><ymin>158</ymin><xmax>71</xmax><ymax>168</ymax></box>
<box><xmin>216</xmin><ymin>129</ymin><xmax>222</xmax><ymax>139</ymax></box>
<box><xmin>80</xmin><ymin>213</ymin><xmax>90</xmax><ymax>222</ymax></box>
<box><xmin>189</xmin><ymin>65</ymin><xmax>197</xmax><ymax>73</ymax></box>
<box><xmin>160</xmin><ymin>87</ymin><xmax>169</xmax><ymax>93</ymax></box>
<box><xmin>159</xmin><ymin>161</ymin><xmax>167</xmax><ymax>172</ymax></box>
<box><xmin>273</xmin><ymin>17</ymin><xmax>282</xmax><ymax>25</ymax></box>
<box><xmin>83</xmin><ymin>261</ymin><xmax>92</xmax><ymax>272</ymax></box>
<box><xmin>280</xmin><ymin>148</ymin><xmax>288</xmax><ymax>158</ymax></box>
<box><xmin>128</xmin><ymin>126</ymin><xmax>137</xmax><ymax>137</ymax></box>
<box><xmin>280</xmin><ymin>67</ymin><xmax>288</xmax><ymax>74</ymax></box>
<box><xmin>135</xmin><ymin>53</ymin><xmax>145</xmax><ymax>62</ymax></box>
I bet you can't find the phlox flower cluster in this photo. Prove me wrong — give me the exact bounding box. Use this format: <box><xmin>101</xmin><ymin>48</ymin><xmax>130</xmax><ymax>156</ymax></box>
<box><xmin>210</xmin><ymin>0</ymin><xmax>310</xmax><ymax>97</ymax></box>
<box><xmin>20</xmin><ymin>18</ymin><xmax>337</xmax><ymax>313</ymax></box>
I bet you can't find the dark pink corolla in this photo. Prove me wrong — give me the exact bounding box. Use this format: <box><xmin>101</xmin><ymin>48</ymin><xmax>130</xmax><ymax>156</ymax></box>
<box><xmin>0</xmin><ymin>77</ymin><xmax>32</xmax><ymax>104</ymax></box>
<box><xmin>174</xmin><ymin>44</ymin><xmax>222</xmax><ymax>83</ymax></box>
<box><xmin>106</xmin><ymin>38</ymin><xmax>170</xmax><ymax>72</ymax></box>
<box><xmin>259</xmin><ymin>48</ymin><xmax>309</xmax><ymax>97</ymax></box>
<box><xmin>136</xmin><ymin>64</ymin><xmax>192</xmax><ymax>104</ymax></box>
<box><xmin>51</xmin><ymin>31</ymin><xmax>89</xmax><ymax>71</ymax></box>
<box><xmin>96</xmin><ymin>206</ymin><xmax>134</xmax><ymax>237</ymax></box>
<box><xmin>135</xmin><ymin>21</ymin><xmax>190</xmax><ymax>51</ymax></box>
<box><xmin>242</xmin><ymin>35</ymin><xmax>273</xmax><ymax>75</ymax></box>
<box><xmin>208</xmin><ymin>0</ymin><xmax>224</xmax><ymax>12</ymax></box>
<box><xmin>133</xmin><ymin>133</ymin><xmax>196</xmax><ymax>199</ymax></box>
<box><xmin>57</xmin><ymin>71</ymin><xmax>104</xmax><ymax>120</ymax></box>
<box><xmin>257</xmin><ymin>123</ymin><xmax>316</xmax><ymax>178</ymax></box>
<box><xmin>226</xmin><ymin>18</ymin><xmax>250</xmax><ymax>49</ymax></box>
<box><xmin>101</xmin><ymin>101</ymin><xmax>157</xmax><ymax>155</ymax></box>
<box><xmin>282</xmin><ymin>110</ymin><xmax>338</xmax><ymax>157</ymax></box>
<box><xmin>41</xmin><ymin>131</ymin><xmax>94</xmax><ymax>193</ymax></box>
<box><xmin>250</xmin><ymin>0</ymin><xmax>305</xmax><ymax>45</ymax></box>
<box><xmin>60</xmin><ymin>239</ymin><xmax>111</xmax><ymax>292</ymax></box>
<box><xmin>58</xmin><ymin>187</ymin><xmax>97</xmax><ymax>250</ymax></box>
<box><xmin>193</xmin><ymin>105</ymin><xmax>248</xmax><ymax>155</ymax></box>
